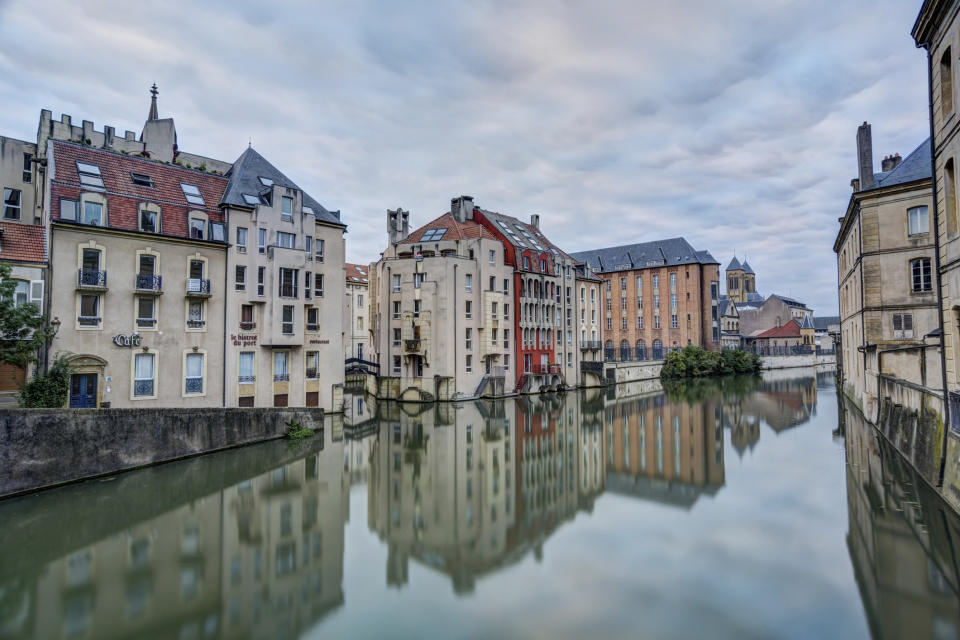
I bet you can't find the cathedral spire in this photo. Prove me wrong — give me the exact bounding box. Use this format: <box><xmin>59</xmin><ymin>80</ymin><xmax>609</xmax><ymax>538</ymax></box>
<box><xmin>148</xmin><ymin>83</ymin><xmax>159</xmax><ymax>121</ymax></box>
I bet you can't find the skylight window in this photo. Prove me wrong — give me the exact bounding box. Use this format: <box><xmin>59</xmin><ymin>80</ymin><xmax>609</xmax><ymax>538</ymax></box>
<box><xmin>258</xmin><ymin>177</ymin><xmax>274</xmax><ymax>187</ymax></box>
<box><xmin>242</xmin><ymin>194</ymin><xmax>261</xmax><ymax>206</ymax></box>
<box><xmin>130</xmin><ymin>172</ymin><xmax>154</xmax><ymax>187</ymax></box>
<box><xmin>421</xmin><ymin>228</ymin><xmax>448</xmax><ymax>241</ymax></box>
<box><xmin>77</xmin><ymin>162</ymin><xmax>104</xmax><ymax>189</ymax></box>
<box><xmin>181</xmin><ymin>183</ymin><xmax>205</xmax><ymax>205</ymax></box>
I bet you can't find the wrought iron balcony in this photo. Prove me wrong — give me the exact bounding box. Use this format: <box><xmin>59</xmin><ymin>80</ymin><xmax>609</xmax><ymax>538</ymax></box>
<box><xmin>78</xmin><ymin>315</ymin><xmax>101</xmax><ymax>326</ymax></box>
<box><xmin>185</xmin><ymin>378</ymin><xmax>203</xmax><ymax>394</ymax></box>
<box><xmin>77</xmin><ymin>269</ymin><xmax>107</xmax><ymax>290</ymax></box>
<box><xmin>136</xmin><ymin>318</ymin><xmax>156</xmax><ymax>328</ymax></box>
<box><xmin>306</xmin><ymin>322</ymin><xmax>319</xmax><ymax>332</ymax></box>
<box><xmin>186</xmin><ymin>278</ymin><xmax>212</xmax><ymax>297</ymax></box>
<box><xmin>187</xmin><ymin>320</ymin><xmax>205</xmax><ymax>329</ymax></box>
<box><xmin>135</xmin><ymin>274</ymin><xmax>162</xmax><ymax>293</ymax></box>
<box><xmin>238</xmin><ymin>375</ymin><xmax>256</xmax><ymax>384</ymax></box>
<box><xmin>580</xmin><ymin>340</ymin><xmax>602</xmax><ymax>351</ymax></box>
<box><xmin>133</xmin><ymin>380</ymin><xmax>154</xmax><ymax>397</ymax></box>
<box><xmin>404</xmin><ymin>339</ymin><xmax>421</xmax><ymax>352</ymax></box>
<box><xmin>273</xmin><ymin>373</ymin><xmax>290</xmax><ymax>382</ymax></box>
<box><xmin>530</xmin><ymin>363</ymin><xmax>561</xmax><ymax>375</ymax></box>
<box><xmin>239</xmin><ymin>321</ymin><xmax>256</xmax><ymax>331</ymax></box>
<box><xmin>305</xmin><ymin>368</ymin><xmax>318</xmax><ymax>379</ymax></box>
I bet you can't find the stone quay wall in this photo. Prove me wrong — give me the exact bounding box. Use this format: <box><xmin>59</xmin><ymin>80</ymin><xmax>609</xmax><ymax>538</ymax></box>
<box><xmin>0</xmin><ymin>406</ymin><xmax>324</xmax><ymax>498</ymax></box>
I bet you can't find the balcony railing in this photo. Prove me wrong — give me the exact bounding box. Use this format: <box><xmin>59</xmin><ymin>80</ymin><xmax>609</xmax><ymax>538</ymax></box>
<box><xmin>753</xmin><ymin>345</ymin><xmax>814</xmax><ymax>356</ymax></box>
<box><xmin>238</xmin><ymin>375</ymin><xmax>255</xmax><ymax>384</ymax></box>
<box><xmin>405</xmin><ymin>339</ymin><xmax>422</xmax><ymax>352</ymax></box>
<box><xmin>78</xmin><ymin>315</ymin><xmax>101</xmax><ymax>326</ymax></box>
<box><xmin>305</xmin><ymin>368</ymin><xmax>318</xmax><ymax>379</ymax></box>
<box><xmin>187</xmin><ymin>320</ymin><xmax>205</xmax><ymax>329</ymax></box>
<box><xmin>274</xmin><ymin>373</ymin><xmax>289</xmax><ymax>382</ymax></box>
<box><xmin>239</xmin><ymin>321</ymin><xmax>256</xmax><ymax>331</ymax></box>
<box><xmin>136</xmin><ymin>318</ymin><xmax>156</xmax><ymax>328</ymax></box>
<box><xmin>135</xmin><ymin>274</ymin><xmax>162</xmax><ymax>292</ymax></box>
<box><xmin>530</xmin><ymin>363</ymin><xmax>561</xmax><ymax>375</ymax></box>
<box><xmin>186</xmin><ymin>278</ymin><xmax>212</xmax><ymax>297</ymax></box>
<box><xmin>77</xmin><ymin>269</ymin><xmax>107</xmax><ymax>289</ymax></box>
<box><xmin>581</xmin><ymin>361</ymin><xmax>603</xmax><ymax>374</ymax></box>
<box><xmin>580</xmin><ymin>340</ymin><xmax>602</xmax><ymax>351</ymax></box>
<box><xmin>185</xmin><ymin>378</ymin><xmax>203</xmax><ymax>394</ymax></box>
<box><xmin>306</xmin><ymin>322</ymin><xmax>319</xmax><ymax>332</ymax></box>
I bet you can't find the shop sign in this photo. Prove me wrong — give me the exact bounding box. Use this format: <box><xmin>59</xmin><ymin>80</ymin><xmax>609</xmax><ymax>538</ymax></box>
<box><xmin>232</xmin><ymin>333</ymin><xmax>258</xmax><ymax>347</ymax></box>
<box><xmin>113</xmin><ymin>333</ymin><xmax>142</xmax><ymax>348</ymax></box>
<box><xmin>309</xmin><ymin>339</ymin><xmax>330</xmax><ymax>345</ymax></box>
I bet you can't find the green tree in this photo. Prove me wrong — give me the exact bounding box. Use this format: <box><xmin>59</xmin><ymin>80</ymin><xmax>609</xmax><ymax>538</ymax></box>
<box><xmin>19</xmin><ymin>353</ymin><xmax>71</xmax><ymax>407</ymax></box>
<box><xmin>0</xmin><ymin>263</ymin><xmax>53</xmax><ymax>367</ymax></box>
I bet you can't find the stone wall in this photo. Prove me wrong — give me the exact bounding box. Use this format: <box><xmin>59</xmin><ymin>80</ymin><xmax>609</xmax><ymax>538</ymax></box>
<box><xmin>0</xmin><ymin>406</ymin><xmax>324</xmax><ymax>498</ymax></box>
<box><xmin>876</xmin><ymin>375</ymin><xmax>945</xmax><ymax>486</ymax></box>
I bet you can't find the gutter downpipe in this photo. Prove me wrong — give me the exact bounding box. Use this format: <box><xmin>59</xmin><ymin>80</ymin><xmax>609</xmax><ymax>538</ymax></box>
<box><xmin>222</xmin><ymin>206</ymin><xmax>229</xmax><ymax>408</ymax></box>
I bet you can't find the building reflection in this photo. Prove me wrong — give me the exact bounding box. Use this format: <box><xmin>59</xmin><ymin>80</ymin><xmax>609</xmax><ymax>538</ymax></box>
<box><xmin>842</xmin><ymin>398</ymin><xmax>960</xmax><ymax>639</ymax></box>
<box><xmin>0</xmin><ymin>425</ymin><xmax>347</xmax><ymax>640</ymax></box>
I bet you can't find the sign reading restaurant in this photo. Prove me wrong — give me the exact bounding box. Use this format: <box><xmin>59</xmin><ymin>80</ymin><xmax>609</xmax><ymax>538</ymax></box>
<box><xmin>113</xmin><ymin>333</ymin><xmax>142</xmax><ymax>348</ymax></box>
<box><xmin>231</xmin><ymin>334</ymin><xmax>258</xmax><ymax>347</ymax></box>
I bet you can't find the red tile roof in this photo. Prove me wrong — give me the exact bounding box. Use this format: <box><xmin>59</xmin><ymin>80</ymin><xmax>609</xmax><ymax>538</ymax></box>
<box><xmin>0</xmin><ymin>222</ymin><xmax>45</xmax><ymax>264</ymax></box>
<box><xmin>401</xmin><ymin>212</ymin><xmax>497</xmax><ymax>244</ymax></box>
<box><xmin>346</xmin><ymin>263</ymin><xmax>368</xmax><ymax>284</ymax></box>
<box><xmin>756</xmin><ymin>319</ymin><xmax>801</xmax><ymax>339</ymax></box>
<box><xmin>50</xmin><ymin>141</ymin><xmax>228</xmax><ymax>239</ymax></box>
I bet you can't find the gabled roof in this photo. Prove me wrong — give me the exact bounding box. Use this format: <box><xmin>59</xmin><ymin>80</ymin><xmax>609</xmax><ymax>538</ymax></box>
<box><xmin>570</xmin><ymin>237</ymin><xmax>716</xmax><ymax>274</ymax></box>
<box><xmin>741</xmin><ymin>260</ymin><xmax>755</xmax><ymax>275</ymax></box>
<box><xmin>401</xmin><ymin>212</ymin><xmax>497</xmax><ymax>244</ymax></box>
<box><xmin>813</xmin><ymin>316</ymin><xmax>840</xmax><ymax>331</ymax></box>
<box><xmin>726</xmin><ymin>256</ymin><xmax>742</xmax><ymax>271</ymax></box>
<box><xmin>756</xmin><ymin>319</ymin><xmax>802</xmax><ymax>339</ymax></box>
<box><xmin>346</xmin><ymin>263</ymin><xmax>368</xmax><ymax>284</ymax></box>
<box><xmin>799</xmin><ymin>315</ymin><xmax>815</xmax><ymax>330</ymax></box>
<box><xmin>477</xmin><ymin>208</ymin><xmax>574</xmax><ymax>262</ymax></box>
<box><xmin>718</xmin><ymin>298</ymin><xmax>739</xmax><ymax>318</ymax></box>
<box><xmin>862</xmin><ymin>138</ymin><xmax>932</xmax><ymax>192</ymax></box>
<box><xmin>0</xmin><ymin>222</ymin><xmax>45</xmax><ymax>264</ymax></box>
<box><xmin>222</xmin><ymin>147</ymin><xmax>344</xmax><ymax>227</ymax></box>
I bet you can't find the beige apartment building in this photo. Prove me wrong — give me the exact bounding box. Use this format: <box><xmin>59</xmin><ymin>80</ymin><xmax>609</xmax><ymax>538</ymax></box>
<box><xmin>344</xmin><ymin>263</ymin><xmax>370</xmax><ymax>361</ymax></box>
<box><xmin>371</xmin><ymin>202</ymin><xmax>516</xmax><ymax>401</ymax></box>
<box><xmin>915</xmin><ymin>2</ymin><xmax>960</xmax><ymax>430</ymax></box>
<box><xmin>221</xmin><ymin>147</ymin><xmax>346</xmax><ymax>410</ymax></box>
<box><xmin>576</xmin><ymin>262</ymin><xmax>605</xmax><ymax>382</ymax></box>
<box><xmin>834</xmin><ymin>122</ymin><xmax>939</xmax><ymax>420</ymax></box>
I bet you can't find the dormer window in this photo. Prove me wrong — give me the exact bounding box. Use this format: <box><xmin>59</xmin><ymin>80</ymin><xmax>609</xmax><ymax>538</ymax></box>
<box><xmin>189</xmin><ymin>217</ymin><xmax>205</xmax><ymax>239</ymax></box>
<box><xmin>130</xmin><ymin>172</ymin><xmax>154</xmax><ymax>187</ymax></box>
<box><xmin>180</xmin><ymin>183</ymin><xmax>204</xmax><ymax>206</ymax></box>
<box><xmin>77</xmin><ymin>162</ymin><xmax>104</xmax><ymax>189</ymax></box>
<box><xmin>258</xmin><ymin>177</ymin><xmax>274</xmax><ymax>187</ymax></box>
<box><xmin>242</xmin><ymin>194</ymin><xmax>260</xmax><ymax>206</ymax></box>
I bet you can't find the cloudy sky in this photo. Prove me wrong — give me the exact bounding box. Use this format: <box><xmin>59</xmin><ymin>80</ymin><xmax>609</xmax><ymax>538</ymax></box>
<box><xmin>0</xmin><ymin>0</ymin><xmax>931</xmax><ymax>313</ymax></box>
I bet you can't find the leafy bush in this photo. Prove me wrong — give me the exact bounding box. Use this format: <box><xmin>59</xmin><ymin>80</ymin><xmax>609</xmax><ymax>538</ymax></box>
<box><xmin>660</xmin><ymin>346</ymin><xmax>760</xmax><ymax>379</ymax></box>
<box><xmin>285</xmin><ymin>419</ymin><xmax>313</xmax><ymax>439</ymax></box>
<box><xmin>19</xmin><ymin>354</ymin><xmax>72</xmax><ymax>407</ymax></box>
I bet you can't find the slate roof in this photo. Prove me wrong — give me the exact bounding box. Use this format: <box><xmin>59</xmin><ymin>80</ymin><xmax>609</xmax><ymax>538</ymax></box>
<box><xmin>401</xmin><ymin>212</ymin><xmax>497</xmax><ymax>244</ymax></box>
<box><xmin>756</xmin><ymin>320</ymin><xmax>802</xmax><ymax>339</ymax></box>
<box><xmin>745</xmin><ymin>292</ymin><xmax>764</xmax><ymax>303</ymax></box>
<box><xmin>767</xmin><ymin>294</ymin><xmax>808</xmax><ymax>309</ymax></box>
<box><xmin>726</xmin><ymin>256</ymin><xmax>742</xmax><ymax>271</ymax></box>
<box><xmin>718</xmin><ymin>298</ymin><xmax>739</xmax><ymax>318</ymax></box>
<box><xmin>222</xmin><ymin>147</ymin><xmax>344</xmax><ymax>227</ymax></box>
<box><xmin>346</xmin><ymin>263</ymin><xmax>368</xmax><ymax>284</ymax></box>
<box><xmin>570</xmin><ymin>237</ymin><xmax>717</xmax><ymax>274</ymax></box>
<box><xmin>813</xmin><ymin>316</ymin><xmax>840</xmax><ymax>331</ymax></box>
<box><xmin>0</xmin><ymin>221</ymin><xmax>45</xmax><ymax>264</ymax></box>
<box><xmin>863</xmin><ymin>138</ymin><xmax>932</xmax><ymax>192</ymax></box>
<box><xmin>799</xmin><ymin>315</ymin><xmax>815</xmax><ymax>330</ymax></box>
<box><xmin>742</xmin><ymin>260</ymin><xmax>755</xmax><ymax>275</ymax></box>
<box><xmin>477</xmin><ymin>208</ymin><xmax>574</xmax><ymax>262</ymax></box>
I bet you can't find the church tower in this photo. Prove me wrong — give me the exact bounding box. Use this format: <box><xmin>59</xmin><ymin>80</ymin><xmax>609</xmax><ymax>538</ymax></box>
<box><xmin>742</xmin><ymin>259</ymin><xmax>757</xmax><ymax>298</ymax></box>
<box><xmin>726</xmin><ymin>256</ymin><xmax>745</xmax><ymax>303</ymax></box>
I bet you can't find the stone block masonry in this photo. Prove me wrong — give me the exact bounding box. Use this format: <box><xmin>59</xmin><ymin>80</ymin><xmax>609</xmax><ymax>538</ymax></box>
<box><xmin>0</xmin><ymin>406</ymin><xmax>324</xmax><ymax>498</ymax></box>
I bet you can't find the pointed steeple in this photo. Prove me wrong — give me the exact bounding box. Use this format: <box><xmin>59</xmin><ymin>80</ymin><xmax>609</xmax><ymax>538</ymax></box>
<box><xmin>148</xmin><ymin>83</ymin><xmax>159</xmax><ymax>121</ymax></box>
<box><xmin>726</xmin><ymin>255</ymin><xmax>742</xmax><ymax>271</ymax></box>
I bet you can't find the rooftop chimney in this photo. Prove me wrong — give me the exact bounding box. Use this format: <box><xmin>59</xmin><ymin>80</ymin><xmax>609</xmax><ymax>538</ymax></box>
<box><xmin>857</xmin><ymin>121</ymin><xmax>874</xmax><ymax>191</ymax></box>
<box><xmin>881</xmin><ymin>153</ymin><xmax>902</xmax><ymax>172</ymax></box>
<box><xmin>388</xmin><ymin>207</ymin><xmax>410</xmax><ymax>245</ymax></box>
<box><xmin>451</xmin><ymin>195</ymin><xmax>474</xmax><ymax>223</ymax></box>
<box><xmin>530</xmin><ymin>214</ymin><xmax>540</xmax><ymax>229</ymax></box>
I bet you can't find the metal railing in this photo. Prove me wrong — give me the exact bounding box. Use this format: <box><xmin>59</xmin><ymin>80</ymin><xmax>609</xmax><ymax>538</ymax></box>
<box><xmin>78</xmin><ymin>269</ymin><xmax>107</xmax><ymax>288</ymax></box>
<box><xmin>580</xmin><ymin>341</ymin><xmax>602</xmax><ymax>351</ymax></box>
<box><xmin>530</xmin><ymin>363</ymin><xmax>561</xmax><ymax>375</ymax></box>
<box><xmin>404</xmin><ymin>339</ymin><xmax>421</xmax><ymax>352</ymax></box>
<box><xmin>753</xmin><ymin>345</ymin><xmax>814</xmax><ymax>356</ymax></box>
<box><xmin>238</xmin><ymin>375</ymin><xmax>255</xmax><ymax>383</ymax></box>
<box><xmin>603</xmin><ymin>347</ymin><xmax>676</xmax><ymax>362</ymax></box>
<box><xmin>239</xmin><ymin>321</ymin><xmax>256</xmax><ymax>331</ymax></box>
<box><xmin>135</xmin><ymin>274</ymin><xmax>162</xmax><ymax>291</ymax></box>
<box><xmin>581</xmin><ymin>361</ymin><xmax>603</xmax><ymax>374</ymax></box>
<box><xmin>273</xmin><ymin>373</ymin><xmax>289</xmax><ymax>382</ymax></box>
<box><xmin>185</xmin><ymin>378</ymin><xmax>203</xmax><ymax>394</ymax></box>
<box><xmin>186</xmin><ymin>278</ymin><xmax>211</xmax><ymax>295</ymax></box>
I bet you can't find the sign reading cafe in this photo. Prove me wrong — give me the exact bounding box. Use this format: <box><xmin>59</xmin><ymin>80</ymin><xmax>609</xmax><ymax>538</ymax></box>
<box><xmin>113</xmin><ymin>333</ymin><xmax>142</xmax><ymax>348</ymax></box>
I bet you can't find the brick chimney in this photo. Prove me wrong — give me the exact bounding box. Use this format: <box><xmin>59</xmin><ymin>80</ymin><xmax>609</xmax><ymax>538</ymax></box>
<box><xmin>881</xmin><ymin>153</ymin><xmax>902</xmax><ymax>172</ymax></box>
<box><xmin>530</xmin><ymin>214</ymin><xmax>540</xmax><ymax>229</ymax></box>
<box><xmin>388</xmin><ymin>207</ymin><xmax>409</xmax><ymax>245</ymax></box>
<box><xmin>451</xmin><ymin>195</ymin><xmax>474</xmax><ymax>223</ymax></box>
<box><xmin>857</xmin><ymin>121</ymin><xmax>874</xmax><ymax>191</ymax></box>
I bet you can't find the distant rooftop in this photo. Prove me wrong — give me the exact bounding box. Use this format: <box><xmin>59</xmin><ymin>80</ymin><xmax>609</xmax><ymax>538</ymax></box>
<box><xmin>571</xmin><ymin>238</ymin><xmax>718</xmax><ymax>274</ymax></box>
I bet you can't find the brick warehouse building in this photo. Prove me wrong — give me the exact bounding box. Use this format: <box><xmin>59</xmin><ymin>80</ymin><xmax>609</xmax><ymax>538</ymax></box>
<box><xmin>570</xmin><ymin>238</ymin><xmax>721</xmax><ymax>359</ymax></box>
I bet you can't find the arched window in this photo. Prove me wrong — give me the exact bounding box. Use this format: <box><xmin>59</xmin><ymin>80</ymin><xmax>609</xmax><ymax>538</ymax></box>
<box><xmin>604</xmin><ymin>340</ymin><xmax>614</xmax><ymax>360</ymax></box>
<box><xmin>636</xmin><ymin>339</ymin><xmax>646</xmax><ymax>360</ymax></box>
<box><xmin>620</xmin><ymin>339</ymin><xmax>630</xmax><ymax>361</ymax></box>
<box><xmin>653</xmin><ymin>339</ymin><xmax>663</xmax><ymax>359</ymax></box>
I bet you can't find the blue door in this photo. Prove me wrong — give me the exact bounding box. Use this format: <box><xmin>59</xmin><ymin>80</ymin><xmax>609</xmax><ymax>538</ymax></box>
<box><xmin>69</xmin><ymin>374</ymin><xmax>97</xmax><ymax>408</ymax></box>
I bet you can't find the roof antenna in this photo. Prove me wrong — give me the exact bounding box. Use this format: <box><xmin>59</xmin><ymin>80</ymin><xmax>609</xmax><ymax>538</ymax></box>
<box><xmin>248</xmin><ymin>137</ymin><xmax>251</xmax><ymax>148</ymax></box>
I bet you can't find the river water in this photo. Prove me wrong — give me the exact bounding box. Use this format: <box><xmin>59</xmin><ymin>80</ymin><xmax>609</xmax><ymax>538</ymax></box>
<box><xmin>2</xmin><ymin>367</ymin><xmax>959</xmax><ymax>639</ymax></box>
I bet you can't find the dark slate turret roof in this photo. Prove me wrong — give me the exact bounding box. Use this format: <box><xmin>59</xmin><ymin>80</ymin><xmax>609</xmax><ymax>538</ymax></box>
<box><xmin>799</xmin><ymin>315</ymin><xmax>815</xmax><ymax>330</ymax></box>
<box><xmin>222</xmin><ymin>147</ymin><xmax>345</xmax><ymax>227</ymax></box>
<box><xmin>863</xmin><ymin>138</ymin><xmax>932</xmax><ymax>192</ymax></box>
<box><xmin>570</xmin><ymin>238</ymin><xmax>717</xmax><ymax>274</ymax></box>
<box><xmin>727</xmin><ymin>256</ymin><xmax>742</xmax><ymax>271</ymax></box>
<box><xmin>741</xmin><ymin>260</ymin><xmax>755</xmax><ymax>275</ymax></box>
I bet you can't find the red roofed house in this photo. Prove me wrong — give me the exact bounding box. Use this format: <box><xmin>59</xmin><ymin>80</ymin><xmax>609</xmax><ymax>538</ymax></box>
<box><xmin>371</xmin><ymin>200</ymin><xmax>517</xmax><ymax>400</ymax></box>
<box><xmin>753</xmin><ymin>319</ymin><xmax>808</xmax><ymax>355</ymax></box>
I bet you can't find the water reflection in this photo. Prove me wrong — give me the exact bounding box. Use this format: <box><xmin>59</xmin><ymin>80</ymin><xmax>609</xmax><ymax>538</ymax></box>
<box><xmin>4</xmin><ymin>369</ymin><xmax>958</xmax><ymax>638</ymax></box>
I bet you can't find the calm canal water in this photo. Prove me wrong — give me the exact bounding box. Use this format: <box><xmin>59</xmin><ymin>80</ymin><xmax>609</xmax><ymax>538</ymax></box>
<box><xmin>2</xmin><ymin>367</ymin><xmax>960</xmax><ymax>639</ymax></box>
